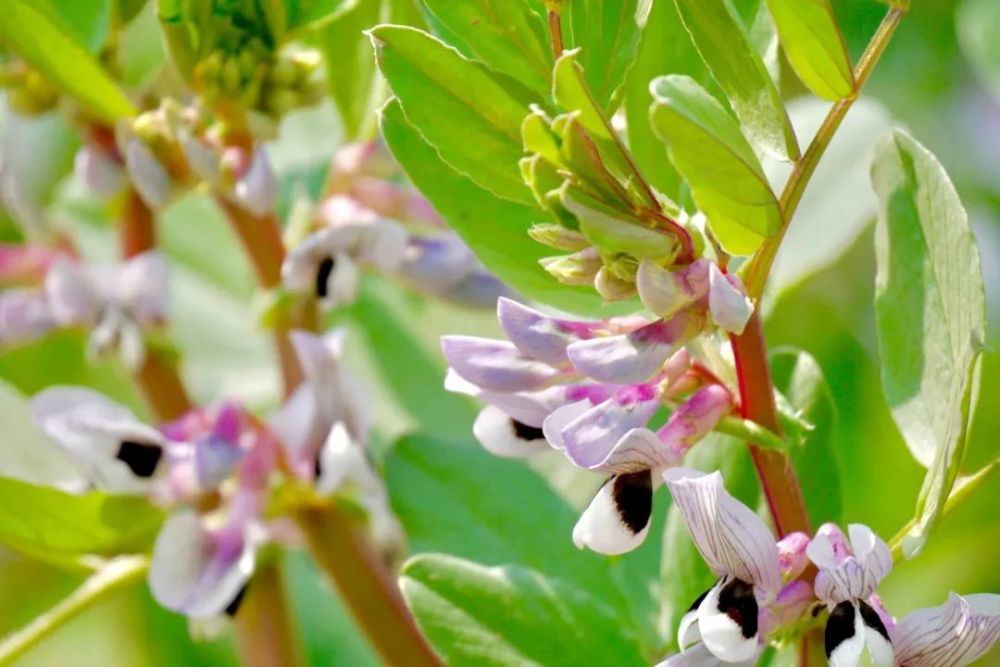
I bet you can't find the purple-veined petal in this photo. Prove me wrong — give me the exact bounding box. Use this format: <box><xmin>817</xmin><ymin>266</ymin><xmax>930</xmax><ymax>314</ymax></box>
<box><xmin>808</xmin><ymin>523</ymin><xmax>892</xmax><ymax>605</ymax></box>
<box><xmin>31</xmin><ymin>386</ymin><xmax>166</xmax><ymax>493</ymax></box>
<box><xmin>708</xmin><ymin>264</ymin><xmax>753</xmax><ymax>334</ymax></box>
<box><xmin>637</xmin><ymin>259</ymin><xmax>709</xmax><ymax>319</ymax></box>
<box><xmin>567</xmin><ymin>312</ymin><xmax>705</xmax><ymax>384</ymax></box>
<box><xmin>663</xmin><ymin>468</ymin><xmax>782</xmax><ymax>599</ymax></box>
<box><xmin>497</xmin><ymin>297</ymin><xmax>597</xmax><ymax>366</ymax></box>
<box><xmin>441</xmin><ymin>336</ymin><xmax>568</xmax><ymax>392</ymax></box>
<box><xmin>697</xmin><ymin>578</ymin><xmax>762</xmax><ymax>663</ymax></box>
<box><xmin>44</xmin><ymin>257</ymin><xmax>100</xmax><ymax>326</ymax></box>
<box><xmin>892</xmin><ymin>593</ymin><xmax>1000</xmax><ymax>667</ymax></box>
<box><xmin>559</xmin><ymin>385</ymin><xmax>660</xmax><ymax>470</ymax></box>
<box><xmin>584</xmin><ymin>428</ymin><xmax>668</xmax><ymax>474</ymax></box>
<box><xmin>542</xmin><ymin>400</ymin><xmax>592</xmax><ymax>451</ymax></box>
<box><xmin>0</xmin><ymin>289</ymin><xmax>54</xmax><ymax>343</ymax></box>
<box><xmin>115</xmin><ymin>250</ymin><xmax>168</xmax><ymax>323</ymax></box>
<box><xmin>572</xmin><ymin>470</ymin><xmax>654</xmax><ymax>555</ymax></box>
<box><xmin>148</xmin><ymin>510</ymin><xmax>258</xmax><ymax>619</ymax></box>
<box><xmin>232</xmin><ymin>148</ymin><xmax>276</xmax><ymax>217</ymax></box>
<box><xmin>825</xmin><ymin>600</ymin><xmax>894</xmax><ymax>667</ymax></box>
<box><xmin>472</xmin><ymin>406</ymin><xmax>549</xmax><ymax>458</ymax></box>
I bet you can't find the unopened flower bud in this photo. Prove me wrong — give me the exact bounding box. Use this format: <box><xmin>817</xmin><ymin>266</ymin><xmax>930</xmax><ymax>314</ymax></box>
<box><xmin>527</xmin><ymin>224</ymin><xmax>589</xmax><ymax>251</ymax></box>
<box><xmin>594</xmin><ymin>266</ymin><xmax>635</xmax><ymax>301</ymax></box>
<box><xmin>539</xmin><ymin>248</ymin><xmax>601</xmax><ymax>286</ymax></box>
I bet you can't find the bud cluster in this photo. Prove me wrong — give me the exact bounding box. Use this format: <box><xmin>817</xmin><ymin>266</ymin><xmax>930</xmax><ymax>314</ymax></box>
<box><xmin>194</xmin><ymin>40</ymin><xmax>324</xmax><ymax>119</ymax></box>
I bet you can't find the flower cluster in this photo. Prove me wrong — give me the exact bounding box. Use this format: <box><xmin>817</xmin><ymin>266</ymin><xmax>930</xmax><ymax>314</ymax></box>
<box><xmin>281</xmin><ymin>141</ymin><xmax>510</xmax><ymax>311</ymax></box>
<box><xmin>658</xmin><ymin>469</ymin><xmax>1000</xmax><ymax>667</ymax></box>
<box><xmin>442</xmin><ymin>276</ymin><xmax>752</xmax><ymax>555</ymax></box>
<box><xmin>27</xmin><ymin>327</ymin><xmax>399</xmax><ymax>624</ymax></box>
<box><xmin>0</xmin><ymin>248</ymin><xmax>167</xmax><ymax>368</ymax></box>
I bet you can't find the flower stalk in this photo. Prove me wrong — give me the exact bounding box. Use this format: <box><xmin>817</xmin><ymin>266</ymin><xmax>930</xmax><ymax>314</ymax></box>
<box><xmin>233</xmin><ymin>554</ymin><xmax>304</xmax><ymax>667</ymax></box>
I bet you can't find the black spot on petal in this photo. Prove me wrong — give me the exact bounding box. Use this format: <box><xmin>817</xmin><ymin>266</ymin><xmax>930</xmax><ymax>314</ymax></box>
<box><xmin>511</xmin><ymin>419</ymin><xmax>545</xmax><ymax>442</ymax></box>
<box><xmin>224</xmin><ymin>584</ymin><xmax>249</xmax><ymax>617</ymax></box>
<box><xmin>116</xmin><ymin>440</ymin><xmax>162</xmax><ymax>478</ymax></box>
<box><xmin>611</xmin><ymin>470</ymin><xmax>653</xmax><ymax>535</ymax></box>
<box><xmin>859</xmin><ymin>599</ymin><xmax>891</xmax><ymax>642</ymax></box>
<box><xmin>315</xmin><ymin>256</ymin><xmax>335</xmax><ymax>298</ymax></box>
<box><xmin>826</xmin><ymin>601</ymin><xmax>857</xmax><ymax>658</ymax></box>
<box><xmin>718</xmin><ymin>578</ymin><xmax>759</xmax><ymax>640</ymax></box>
<box><xmin>687</xmin><ymin>583</ymin><xmax>716</xmax><ymax>612</ymax></box>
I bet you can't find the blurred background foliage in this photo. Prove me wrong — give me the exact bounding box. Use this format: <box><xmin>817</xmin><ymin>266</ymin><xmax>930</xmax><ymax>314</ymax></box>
<box><xmin>0</xmin><ymin>0</ymin><xmax>998</xmax><ymax>664</ymax></box>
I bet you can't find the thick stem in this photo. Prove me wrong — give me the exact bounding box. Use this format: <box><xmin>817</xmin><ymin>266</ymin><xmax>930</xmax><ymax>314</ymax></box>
<box><xmin>0</xmin><ymin>556</ymin><xmax>148</xmax><ymax>666</ymax></box>
<box><xmin>234</xmin><ymin>557</ymin><xmax>303</xmax><ymax>667</ymax></box>
<box><xmin>295</xmin><ymin>504</ymin><xmax>443</xmax><ymax>667</ymax></box>
<box><xmin>730</xmin><ymin>316</ymin><xmax>811</xmax><ymax>536</ymax></box>
<box><xmin>214</xmin><ymin>197</ymin><xmax>286</xmax><ymax>289</ymax></box>
<box><xmin>120</xmin><ymin>189</ymin><xmax>193</xmax><ymax>421</ymax></box>
<box><xmin>744</xmin><ymin>7</ymin><xmax>905</xmax><ymax>300</ymax></box>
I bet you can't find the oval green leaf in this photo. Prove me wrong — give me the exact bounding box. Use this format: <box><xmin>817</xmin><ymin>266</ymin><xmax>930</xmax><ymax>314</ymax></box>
<box><xmin>649</xmin><ymin>74</ymin><xmax>781</xmax><ymax>255</ymax></box>
<box><xmin>765</xmin><ymin>0</ymin><xmax>854</xmax><ymax>100</ymax></box>
<box><xmin>673</xmin><ymin>0</ymin><xmax>799</xmax><ymax>160</ymax></box>
<box><xmin>371</xmin><ymin>25</ymin><xmax>537</xmax><ymax>206</ymax></box>
<box><xmin>0</xmin><ymin>0</ymin><xmax>136</xmax><ymax>122</ymax></box>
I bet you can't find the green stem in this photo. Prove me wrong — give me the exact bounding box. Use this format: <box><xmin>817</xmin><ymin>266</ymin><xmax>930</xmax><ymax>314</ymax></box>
<box><xmin>294</xmin><ymin>504</ymin><xmax>443</xmax><ymax>667</ymax></box>
<box><xmin>0</xmin><ymin>556</ymin><xmax>148</xmax><ymax>666</ymax></box>
<box><xmin>889</xmin><ymin>457</ymin><xmax>1000</xmax><ymax>561</ymax></box>
<box><xmin>743</xmin><ymin>6</ymin><xmax>906</xmax><ymax>300</ymax></box>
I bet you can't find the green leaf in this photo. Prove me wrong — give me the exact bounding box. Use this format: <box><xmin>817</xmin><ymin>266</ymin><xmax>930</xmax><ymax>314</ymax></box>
<box><xmin>0</xmin><ymin>0</ymin><xmax>136</xmax><ymax>122</ymax></box>
<box><xmin>765</xmin><ymin>0</ymin><xmax>854</xmax><ymax>100</ymax></box>
<box><xmin>659</xmin><ymin>434</ymin><xmax>758</xmax><ymax>648</ymax></box>
<box><xmin>871</xmin><ymin>129</ymin><xmax>987</xmax><ymax>556</ymax></box>
<box><xmin>52</xmin><ymin>0</ymin><xmax>110</xmax><ymax>53</ymax></box>
<box><xmin>0</xmin><ymin>476</ymin><xmax>163</xmax><ymax>559</ymax></box>
<box><xmin>957</xmin><ymin>0</ymin><xmax>1000</xmax><ymax>101</ymax></box>
<box><xmin>380</xmin><ymin>97</ymin><xmax>615</xmax><ymax>316</ymax></box>
<box><xmin>771</xmin><ymin>349</ymin><xmax>841</xmax><ymax>525</ymax></box>
<box><xmin>673</xmin><ymin>0</ymin><xmax>799</xmax><ymax>160</ymax></box>
<box><xmin>284</xmin><ymin>0</ymin><xmax>359</xmax><ymax>34</ymax></box>
<box><xmin>420</xmin><ymin>0</ymin><xmax>552</xmax><ymax>95</ymax></box>
<box><xmin>315</xmin><ymin>0</ymin><xmax>385</xmax><ymax>139</ymax></box>
<box><xmin>562</xmin><ymin>0</ymin><xmax>652</xmax><ymax>112</ymax></box>
<box><xmin>401</xmin><ymin>554</ymin><xmax>647</xmax><ymax>667</ymax></box>
<box><xmin>649</xmin><ymin>74</ymin><xmax>781</xmax><ymax>255</ymax></box>
<box><xmin>371</xmin><ymin>25</ymin><xmax>536</xmax><ymax>206</ymax></box>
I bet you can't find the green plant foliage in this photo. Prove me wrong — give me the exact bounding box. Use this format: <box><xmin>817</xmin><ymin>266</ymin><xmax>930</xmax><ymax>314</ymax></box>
<box><xmin>420</xmin><ymin>0</ymin><xmax>552</xmax><ymax>95</ymax></box>
<box><xmin>561</xmin><ymin>0</ymin><xmax>652</xmax><ymax>112</ymax></box>
<box><xmin>0</xmin><ymin>477</ymin><xmax>163</xmax><ymax>561</ymax></box>
<box><xmin>380</xmin><ymin>97</ymin><xmax>614</xmax><ymax>315</ymax></box>
<box><xmin>282</xmin><ymin>0</ymin><xmax>359</xmax><ymax>35</ymax></box>
<box><xmin>765</xmin><ymin>0</ymin><xmax>854</xmax><ymax>100</ymax></box>
<box><xmin>371</xmin><ymin>25</ymin><xmax>537</xmax><ymax>205</ymax></box>
<box><xmin>872</xmin><ymin>129</ymin><xmax>987</xmax><ymax>557</ymax></box>
<box><xmin>673</xmin><ymin>0</ymin><xmax>799</xmax><ymax>161</ymax></box>
<box><xmin>0</xmin><ymin>0</ymin><xmax>136</xmax><ymax>121</ymax></box>
<box><xmin>649</xmin><ymin>74</ymin><xmax>781</xmax><ymax>255</ymax></box>
<box><xmin>957</xmin><ymin>0</ymin><xmax>1000</xmax><ymax>100</ymax></box>
<box><xmin>400</xmin><ymin>553</ymin><xmax>648</xmax><ymax>667</ymax></box>
<box><xmin>0</xmin><ymin>380</ymin><xmax>81</xmax><ymax>487</ymax></box>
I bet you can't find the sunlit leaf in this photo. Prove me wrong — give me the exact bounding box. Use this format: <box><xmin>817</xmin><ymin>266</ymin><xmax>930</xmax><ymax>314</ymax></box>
<box><xmin>401</xmin><ymin>554</ymin><xmax>647</xmax><ymax>667</ymax></box>
<box><xmin>765</xmin><ymin>0</ymin><xmax>854</xmax><ymax>100</ymax></box>
<box><xmin>283</xmin><ymin>0</ymin><xmax>359</xmax><ymax>35</ymax></box>
<box><xmin>649</xmin><ymin>74</ymin><xmax>781</xmax><ymax>255</ymax></box>
<box><xmin>673</xmin><ymin>0</ymin><xmax>799</xmax><ymax>160</ymax></box>
<box><xmin>0</xmin><ymin>0</ymin><xmax>136</xmax><ymax>121</ymax></box>
<box><xmin>371</xmin><ymin>25</ymin><xmax>537</xmax><ymax>205</ymax></box>
<box><xmin>562</xmin><ymin>0</ymin><xmax>652</xmax><ymax>112</ymax></box>
<box><xmin>871</xmin><ymin>129</ymin><xmax>986</xmax><ymax>556</ymax></box>
<box><xmin>421</xmin><ymin>0</ymin><xmax>552</xmax><ymax>95</ymax></box>
<box><xmin>380</xmin><ymin>97</ymin><xmax>614</xmax><ymax>315</ymax></box>
<box><xmin>0</xmin><ymin>476</ymin><xmax>163</xmax><ymax>559</ymax></box>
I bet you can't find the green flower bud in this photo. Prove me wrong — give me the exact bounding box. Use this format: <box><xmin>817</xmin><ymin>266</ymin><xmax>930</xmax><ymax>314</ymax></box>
<box><xmin>594</xmin><ymin>266</ymin><xmax>636</xmax><ymax>301</ymax></box>
<box><xmin>527</xmin><ymin>224</ymin><xmax>590</xmax><ymax>251</ymax></box>
<box><xmin>539</xmin><ymin>248</ymin><xmax>601</xmax><ymax>286</ymax></box>
<box><xmin>222</xmin><ymin>55</ymin><xmax>243</xmax><ymax>93</ymax></box>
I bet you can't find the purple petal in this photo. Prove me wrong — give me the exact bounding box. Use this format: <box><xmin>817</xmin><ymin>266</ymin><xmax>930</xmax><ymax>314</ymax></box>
<box><xmin>441</xmin><ymin>270</ymin><xmax>513</xmax><ymax>309</ymax></box>
<box><xmin>656</xmin><ymin>384</ymin><xmax>733</xmax><ymax>459</ymax></box>
<box><xmin>497</xmin><ymin>297</ymin><xmax>597</xmax><ymax>366</ymax></box>
<box><xmin>396</xmin><ymin>235</ymin><xmax>476</xmax><ymax>294</ymax></box>
<box><xmin>542</xmin><ymin>400</ymin><xmax>592</xmax><ymax>450</ymax></box>
<box><xmin>289</xmin><ymin>329</ymin><xmax>368</xmax><ymax>444</ymax></box>
<box><xmin>0</xmin><ymin>289</ymin><xmax>54</xmax><ymax>343</ymax></box>
<box><xmin>708</xmin><ymin>264</ymin><xmax>754</xmax><ymax>334</ymax></box>
<box><xmin>233</xmin><ymin>148</ymin><xmax>276</xmax><ymax>217</ymax></box>
<box><xmin>125</xmin><ymin>138</ymin><xmax>172</xmax><ymax>209</ymax></box>
<box><xmin>149</xmin><ymin>510</ymin><xmax>258</xmax><ymax>619</ymax></box>
<box><xmin>75</xmin><ymin>145</ymin><xmax>125</xmax><ymax>198</ymax></box>
<box><xmin>807</xmin><ymin>523</ymin><xmax>892</xmax><ymax>605</ymax></box>
<box><xmin>777</xmin><ymin>532</ymin><xmax>810</xmax><ymax>580</ymax></box>
<box><xmin>572</xmin><ymin>471</ymin><xmax>654</xmax><ymax>555</ymax></box>
<box><xmin>636</xmin><ymin>259</ymin><xmax>709</xmax><ymax>318</ymax></box>
<box><xmin>44</xmin><ymin>257</ymin><xmax>100</xmax><ymax>326</ymax></box>
<box><xmin>446</xmin><ymin>371</ymin><xmax>569</xmax><ymax>428</ymax></box>
<box><xmin>892</xmin><ymin>593</ymin><xmax>1000</xmax><ymax>667</ymax></box>
<box><xmin>663</xmin><ymin>468</ymin><xmax>782</xmax><ymax>599</ymax></box>
<box><xmin>560</xmin><ymin>385</ymin><xmax>661</xmax><ymax>470</ymax></box>
<box><xmin>116</xmin><ymin>250</ymin><xmax>168</xmax><ymax>323</ymax></box>
<box><xmin>441</xmin><ymin>336</ymin><xmax>568</xmax><ymax>392</ymax></box>
<box><xmin>567</xmin><ymin>312</ymin><xmax>705</xmax><ymax>384</ymax></box>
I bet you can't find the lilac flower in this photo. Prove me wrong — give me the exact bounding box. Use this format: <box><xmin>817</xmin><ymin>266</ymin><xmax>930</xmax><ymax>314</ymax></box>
<box><xmin>44</xmin><ymin>251</ymin><xmax>168</xmax><ymax>368</ymax></box>
<box><xmin>74</xmin><ymin>145</ymin><xmax>126</xmax><ymax>199</ymax></box>
<box><xmin>891</xmin><ymin>592</ymin><xmax>1000</xmax><ymax>667</ymax></box>
<box><xmin>636</xmin><ymin>259</ymin><xmax>754</xmax><ymax>336</ymax></box>
<box><xmin>443</xmin><ymin>298</ymin><xmax>736</xmax><ymax>554</ymax></box>
<box><xmin>396</xmin><ymin>234</ymin><xmax>512</xmax><ymax>309</ymax></box>
<box><xmin>659</xmin><ymin>468</ymin><xmax>811</xmax><ymax>665</ymax></box>
<box><xmin>806</xmin><ymin>523</ymin><xmax>895</xmax><ymax>667</ymax></box>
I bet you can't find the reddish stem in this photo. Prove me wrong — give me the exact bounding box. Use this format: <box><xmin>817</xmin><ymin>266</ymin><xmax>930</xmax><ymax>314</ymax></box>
<box><xmin>214</xmin><ymin>197</ymin><xmax>286</xmax><ymax>289</ymax></box>
<box><xmin>730</xmin><ymin>314</ymin><xmax>811</xmax><ymax>537</ymax></box>
<box><xmin>234</xmin><ymin>557</ymin><xmax>304</xmax><ymax>667</ymax></box>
